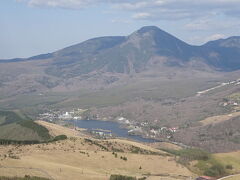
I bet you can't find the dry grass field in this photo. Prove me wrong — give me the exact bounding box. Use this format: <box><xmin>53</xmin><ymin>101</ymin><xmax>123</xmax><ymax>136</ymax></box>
<box><xmin>0</xmin><ymin>121</ymin><xmax>195</xmax><ymax>180</ymax></box>
<box><xmin>200</xmin><ymin>111</ymin><xmax>240</xmax><ymax>126</ymax></box>
<box><xmin>36</xmin><ymin>120</ymin><xmax>83</xmax><ymax>137</ymax></box>
<box><xmin>150</xmin><ymin>142</ymin><xmax>182</xmax><ymax>151</ymax></box>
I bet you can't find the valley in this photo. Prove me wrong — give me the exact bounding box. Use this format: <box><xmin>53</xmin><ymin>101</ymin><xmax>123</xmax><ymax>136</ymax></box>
<box><xmin>0</xmin><ymin>26</ymin><xmax>240</xmax><ymax>180</ymax></box>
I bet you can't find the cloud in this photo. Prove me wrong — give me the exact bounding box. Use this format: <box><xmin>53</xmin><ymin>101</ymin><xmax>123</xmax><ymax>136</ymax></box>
<box><xmin>188</xmin><ymin>33</ymin><xmax>226</xmax><ymax>45</ymax></box>
<box><xmin>205</xmin><ymin>34</ymin><xmax>226</xmax><ymax>42</ymax></box>
<box><xmin>26</xmin><ymin>0</ymin><xmax>100</xmax><ymax>9</ymax></box>
<box><xmin>113</xmin><ymin>1</ymin><xmax>149</xmax><ymax>11</ymax></box>
<box><xmin>132</xmin><ymin>12</ymin><xmax>152</xmax><ymax>20</ymax></box>
<box><xmin>112</xmin><ymin>0</ymin><xmax>240</xmax><ymax>21</ymax></box>
<box><xmin>185</xmin><ymin>18</ymin><xmax>236</xmax><ymax>31</ymax></box>
<box><xmin>18</xmin><ymin>0</ymin><xmax>240</xmax><ymax>21</ymax></box>
<box><xmin>111</xmin><ymin>18</ymin><xmax>131</xmax><ymax>24</ymax></box>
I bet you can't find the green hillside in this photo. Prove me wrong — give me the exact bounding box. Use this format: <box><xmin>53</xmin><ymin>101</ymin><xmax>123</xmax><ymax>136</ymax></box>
<box><xmin>0</xmin><ymin>111</ymin><xmax>51</xmax><ymax>142</ymax></box>
<box><xmin>0</xmin><ymin>110</ymin><xmax>30</xmax><ymax>126</ymax></box>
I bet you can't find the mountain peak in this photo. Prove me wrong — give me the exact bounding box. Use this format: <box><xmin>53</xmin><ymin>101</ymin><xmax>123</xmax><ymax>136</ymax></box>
<box><xmin>133</xmin><ymin>26</ymin><xmax>181</xmax><ymax>42</ymax></box>
<box><xmin>137</xmin><ymin>26</ymin><xmax>161</xmax><ymax>33</ymax></box>
<box><xmin>135</xmin><ymin>26</ymin><xmax>172</xmax><ymax>37</ymax></box>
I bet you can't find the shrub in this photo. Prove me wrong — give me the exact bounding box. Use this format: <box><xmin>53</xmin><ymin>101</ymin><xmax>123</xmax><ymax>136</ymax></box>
<box><xmin>110</xmin><ymin>175</ymin><xmax>136</xmax><ymax>180</ymax></box>
<box><xmin>109</xmin><ymin>175</ymin><xmax>146</xmax><ymax>180</ymax></box>
<box><xmin>123</xmin><ymin>157</ymin><xmax>127</xmax><ymax>161</ymax></box>
<box><xmin>226</xmin><ymin>164</ymin><xmax>233</xmax><ymax>170</ymax></box>
<box><xmin>204</xmin><ymin>163</ymin><xmax>226</xmax><ymax>177</ymax></box>
<box><xmin>53</xmin><ymin>135</ymin><xmax>67</xmax><ymax>141</ymax></box>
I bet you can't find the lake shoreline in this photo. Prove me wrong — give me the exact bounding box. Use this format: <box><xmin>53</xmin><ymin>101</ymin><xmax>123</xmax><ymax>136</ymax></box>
<box><xmin>67</xmin><ymin>119</ymin><xmax>159</xmax><ymax>143</ymax></box>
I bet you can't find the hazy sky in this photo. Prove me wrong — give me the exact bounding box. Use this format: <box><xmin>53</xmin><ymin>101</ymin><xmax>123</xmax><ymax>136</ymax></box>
<box><xmin>1</xmin><ymin>0</ymin><xmax>240</xmax><ymax>59</ymax></box>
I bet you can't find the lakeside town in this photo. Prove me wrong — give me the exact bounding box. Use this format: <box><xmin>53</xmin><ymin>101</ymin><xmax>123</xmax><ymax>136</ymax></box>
<box><xmin>38</xmin><ymin>108</ymin><xmax>179</xmax><ymax>141</ymax></box>
<box><xmin>38</xmin><ymin>81</ymin><xmax>240</xmax><ymax>142</ymax></box>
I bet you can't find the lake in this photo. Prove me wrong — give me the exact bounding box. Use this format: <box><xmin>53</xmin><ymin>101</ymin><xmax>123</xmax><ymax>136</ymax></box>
<box><xmin>71</xmin><ymin>119</ymin><xmax>157</xmax><ymax>143</ymax></box>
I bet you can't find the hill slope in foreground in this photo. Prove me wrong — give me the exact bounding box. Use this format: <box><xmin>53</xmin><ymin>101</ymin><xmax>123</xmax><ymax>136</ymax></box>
<box><xmin>1</xmin><ymin>121</ymin><xmax>240</xmax><ymax>180</ymax></box>
<box><xmin>0</xmin><ymin>121</ymin><xmax>194</xmax><ymax>180</ymax></box>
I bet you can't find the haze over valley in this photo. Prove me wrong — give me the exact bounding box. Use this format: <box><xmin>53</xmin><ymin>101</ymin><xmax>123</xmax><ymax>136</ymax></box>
<box><xmin>1</xmin><ymin>1</ymin><xmax>240</xmax><ymax>180</ymax></box>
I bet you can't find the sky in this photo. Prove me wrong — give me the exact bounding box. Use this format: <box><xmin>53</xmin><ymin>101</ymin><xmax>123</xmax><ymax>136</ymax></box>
<box><xmin>1</xmin><ymin>0</ymin><xmax>240</xmax><ymax>59</ymax></box>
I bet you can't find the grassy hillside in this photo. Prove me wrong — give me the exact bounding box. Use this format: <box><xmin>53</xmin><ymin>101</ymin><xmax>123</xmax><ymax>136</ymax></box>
<box><xmin>161</xmin><ymin>148</ymin><xmax>228</xmax><ymax>178</ymax></box>
<box><xmin>0</xmin><ymin>111</ymin><xmax>51</xmax><ymax>142</ymax></box>
<box><xmin>0</xmin><ymin>123</ymin><xmax>43</xmax><ymax>141</ymax></box>
<box><xmin>214</xmin><ymin>151</ymin><xmax>240</xmax><ymax>174</ymax></box>
<box><xmin>0</xmin><ymin>110</ymin><xmax>30</xmax><ymax>126</ymax></box>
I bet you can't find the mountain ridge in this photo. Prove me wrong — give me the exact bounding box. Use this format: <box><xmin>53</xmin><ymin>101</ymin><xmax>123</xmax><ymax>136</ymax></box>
<box><xmin>0</xmin><ymin>26</ymin><xmax>239</xmax><ymax>98</ymax></box>
<box><xmin>1</xmin><ymin>26</ymin><xmax>240</xmax><ymax>76</ymax></box>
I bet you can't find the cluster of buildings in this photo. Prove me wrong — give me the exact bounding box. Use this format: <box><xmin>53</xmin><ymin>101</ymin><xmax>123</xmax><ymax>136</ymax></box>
<box><xmin>195</xmin><ymin>176</ymin><xmax>216</xmax><ymax>180</ymax></box>
<box><xmin>58</xmin><ymin>111</ymin><xmax>82</xmax><ymax>120</ymax></box>
<box><xmin>116</xmin><ymin>116</ymin><xmax>178</xmax><ymax>140</ymax></box>
<box><xmin>38</xmin><ymin>111</ymin><xmax>59</xmax><ymax>122</ymax></box>
<box><xmin>88</xmin><ymin>129</ymin><xmax>113</xmax><ymax>139</ymax></box>
<box><xmin>38</xmin><ymin>109</ymin><xmax>87</xmax><ymax>122</ymax></box>
<box><xmin>222</xmin><ymin>101</ymin><xmax>239</xmax><ymax>107</ymax></box>
<box><xmin>146</xmin><ymin>126</ymin><xmax>179</xmax><ymax>139</ymax></box>
<box><xmin>221</xmin><ymin>95</ymin><xmax>240</xmax><ymax>110</ymax></box>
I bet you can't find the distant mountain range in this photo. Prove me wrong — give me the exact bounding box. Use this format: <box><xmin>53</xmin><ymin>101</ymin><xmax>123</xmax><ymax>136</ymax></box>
<box><xmin>0</xmin><ymin>26</ymin><xmax>240</xmax><ymax>98</ymax></box>
<box><xmin>1</xmin><ymin>26</ymin><xmax>240</xmax><ymax>77</ymax></box>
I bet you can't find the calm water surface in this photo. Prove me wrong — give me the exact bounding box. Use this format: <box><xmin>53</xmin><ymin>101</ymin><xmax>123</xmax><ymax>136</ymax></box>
<box><xmin>71</xmin><ymin>120</ymin><xmax>157</xmax><ymax>143</ymax></box>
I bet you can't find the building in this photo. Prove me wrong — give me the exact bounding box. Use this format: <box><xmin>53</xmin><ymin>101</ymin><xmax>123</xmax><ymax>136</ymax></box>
<box><xmin>196</xmin><ymin>176</ymin><xmax>216</xmax><ymax>180</ymax></box>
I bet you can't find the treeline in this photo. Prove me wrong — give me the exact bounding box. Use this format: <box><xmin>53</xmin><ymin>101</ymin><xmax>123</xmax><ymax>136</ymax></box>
<box><xmin>0</xmin><ymin>176</ymin><xmax>50</xmax><ymax>180</ymax></box>
<box><xmin>161</xmin><ymin>148</ymin><xmax>210</xmax><ymax>162</ymax></box>
<box><xmin>0</xmin><ymin>135</ymin><xmax>67</xmax><ymax>145</ymax></box>
<box><xmin>0</xmin><ymin>139</ymin><xmax>40</xmax><ymax>145</ymax></box>
<box><xmin>84</xmin><ymin>138</ymin><xmax>109</xmax><ymax>151</ymax></box>
<box><xmin>110</xmin><ymin>175</ymin><xmax>146</xmax><ymax>180</ymax></box>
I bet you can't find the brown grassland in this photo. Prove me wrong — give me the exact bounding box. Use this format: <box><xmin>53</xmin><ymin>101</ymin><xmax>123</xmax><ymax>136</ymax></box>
<box><xmin>0</xmin><ymin>121</ymin><xmax>195</xmax><ymax>180</ymax></box>
<box><xmin>223</xmin><ymin>175</ymin><xmax>240</xmax><ymax>180</ymax></box>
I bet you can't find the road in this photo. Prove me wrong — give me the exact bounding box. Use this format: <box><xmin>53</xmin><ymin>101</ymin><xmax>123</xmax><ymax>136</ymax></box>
<box><xmin>218</xmin><ymin>174</ymin><xmax>240</xmax><ymax>180</ymax></box>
